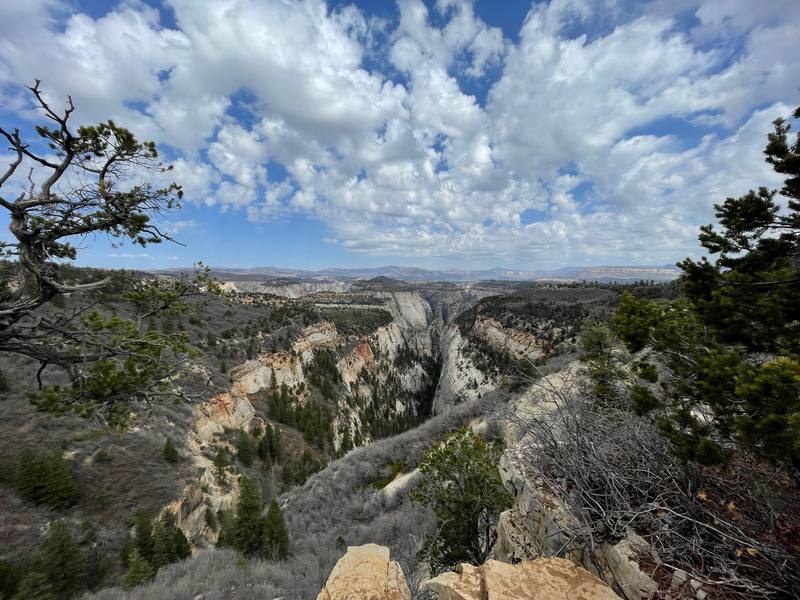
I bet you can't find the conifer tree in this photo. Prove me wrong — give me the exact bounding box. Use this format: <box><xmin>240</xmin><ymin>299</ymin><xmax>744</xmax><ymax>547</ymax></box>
<box><xmin>122</xmin><ymin>549</ymin><xmax>155</xmax><ymax>590</ymax></box>
<box><xmin>257</xmin><ymin>425</ymin><xmax>272</xmax><ymax>463</ymax></box>
<box><xmin>272</xmin><ymin>426</ymin><xmax>282</xmax><ymax>462</ymax></box>
<box><xmin>213</xmin><ymin>448</ymin><xmax>228</xmax><ymax>484</ymax></box>
<box><xmin>11</xmin><ymin>450</ymin><xmax>78</xmax><ymax>509</ymax></box>
<box><xmin>235</xmin><ymin>430</ymin><xmax>256</xmax><ymax>467</ymax></box>
<box><xmin>132</xmin><ymin>509</ymin><xmax>154</xmax><ymax>563</ymax></box>
<box><xmin>32</xmin><ymin>521</ymin><xmax>86</xmax><ymax>599</ymax></box>
<box><xmin>152</xmin><ymin>512</ymin><xmax>183</xmax><ymax>569</ymax></box>
<box><xmin>10</xmin><ymin>571</ymin><xmax>55</xmax><ymax>600</ymax></box>
<box><xmin>162</xmin><ymin>438</ymin><xmax>179</xmax><ymax>464</ymax></box>
<box><xmin>232</xmin><ymin>477</ymin><xmax>264</xmax><ymax>557</ymax></box>
<box><xmin>411</xmin><ymin>429</ymin><xmax>512</xmax><ymax>572</ymax></box>
<box><xmin>262</xmin><ymin>498</ymin><xmax>289</xmax><ymax>560</ymax></box>
<box><xmin>174</xmin><ymin>526</ymin><xmax>191</xmax><ymax>560</ymax></box>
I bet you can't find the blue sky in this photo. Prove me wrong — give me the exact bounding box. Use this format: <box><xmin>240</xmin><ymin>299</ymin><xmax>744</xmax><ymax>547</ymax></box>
<box><xmin>0</xmin><ymin>0</ymin><xmax>798</xmax><ymax>270</ymax></box>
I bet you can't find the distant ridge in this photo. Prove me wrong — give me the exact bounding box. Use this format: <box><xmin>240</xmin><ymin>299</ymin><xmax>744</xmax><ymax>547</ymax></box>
<box><xmin>157</xmin><ymin>264</ymin><xmax>681</xmax><ymax>283</ymax></box>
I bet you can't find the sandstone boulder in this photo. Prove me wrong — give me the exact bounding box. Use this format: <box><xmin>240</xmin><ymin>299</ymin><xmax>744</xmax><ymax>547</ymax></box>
<box><xmin>316</xmin><ymin>544</ymin><xmax>410</xmax><ymax>600</ymax></box>
<box><xmin>423</xmin><ymin>557</ymin><xmax>620</xmax><ymax>600</ymax></box>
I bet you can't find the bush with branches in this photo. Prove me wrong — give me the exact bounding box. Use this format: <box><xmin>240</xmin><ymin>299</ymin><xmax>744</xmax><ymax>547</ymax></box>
<box><xmin>515</xmin><ymin>370</ymin><xmax>800</xmax><ymax>598</ymax></box>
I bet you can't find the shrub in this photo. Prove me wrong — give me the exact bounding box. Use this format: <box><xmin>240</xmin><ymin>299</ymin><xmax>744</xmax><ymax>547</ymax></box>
<box><xmin>516</xmin><ymin>376</ymin><xmax>800</xmax><ymax>597</ymax></box>
<box><xmin>162</xmin><ymin>439</ymin><xmax>180</xmax><ymax>464</ymax></box>
<box><xmin>410</xmin><ymin>428</ymin><xmax>512</xmax><ymax>573</ymax></box>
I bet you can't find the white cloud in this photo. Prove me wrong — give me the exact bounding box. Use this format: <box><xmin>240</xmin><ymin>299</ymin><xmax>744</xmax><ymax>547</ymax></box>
<box><xmin>1</xmin><ymin>0</ymin><xmax>798</xmax><ymax>267</ymax></box>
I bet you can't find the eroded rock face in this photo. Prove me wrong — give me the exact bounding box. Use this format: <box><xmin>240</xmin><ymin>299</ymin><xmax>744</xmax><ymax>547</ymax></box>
<box><xmin>423</xmin><ymin>557</ymin><xmax>620</xmax><ymax>600</ymax></box>
<box><xmin>316</xmin><ymin>544</ymin><xmax>410</xmax><ymax>600</ymax></box>
<box><xmin>194</xmin><ymin>391</ymin><xmax>255</xmax><ymax>443</ymax></box>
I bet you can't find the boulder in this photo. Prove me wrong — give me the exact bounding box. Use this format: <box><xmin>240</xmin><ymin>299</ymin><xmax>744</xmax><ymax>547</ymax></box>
<box><xmin>316</xmin><ymin>544</ymin><xmax>410</xmax><ymax>600</ymax></box>
<box><xmin>422</xmin><ymin>557</ymin><xmax>620</xmax><ymax>600</ymax></box>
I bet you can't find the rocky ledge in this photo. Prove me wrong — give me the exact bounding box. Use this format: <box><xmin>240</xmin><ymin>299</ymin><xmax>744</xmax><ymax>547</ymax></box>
<box><xmin>316</xmin><ymin>544</ymin><xmax>619</xmax><ymax>600</ymax></box>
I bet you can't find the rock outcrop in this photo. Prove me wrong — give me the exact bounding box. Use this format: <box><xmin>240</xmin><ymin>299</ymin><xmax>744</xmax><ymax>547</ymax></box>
<box><xmin>316</xmin><ymin>544</ymin><xmax>410</xmax><ymax>600</ymax></box>
<box><xmin>494</xmin><ymin>366</ymin><xmax>660</xmax><ymax>598</ymax></box>
<box><xmin>433</xmin><ymin>325</ymin><xmax>497</xmax><ymax>414</ymax></box>
<box><xmin>422</xmin><ymin>557</ymin><xmax>620</xmax><ymax>600</ymax></box>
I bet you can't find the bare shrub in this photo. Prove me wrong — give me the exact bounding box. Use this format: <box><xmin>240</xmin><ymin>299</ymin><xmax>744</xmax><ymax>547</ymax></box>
<box><xmin>514</xmin><ymin>371</ymin><xmax>800</xmax><ymax>599</ymax></box>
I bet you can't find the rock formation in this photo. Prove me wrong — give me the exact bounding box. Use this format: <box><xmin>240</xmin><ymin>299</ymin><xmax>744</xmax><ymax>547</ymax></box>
<box><xmin>493</xmin><ymin>367</ymin><xmax>660</xmax><ymax>598</ymax></box>
<box><xmin>422</xmin><ymin>557</ymin><xmax>620</xmax><ymax>600</ymax></box>
<box><xmin>316</xmin><ymin>544</ymin><xmax>410</xmax><ymax>600</ymax></box>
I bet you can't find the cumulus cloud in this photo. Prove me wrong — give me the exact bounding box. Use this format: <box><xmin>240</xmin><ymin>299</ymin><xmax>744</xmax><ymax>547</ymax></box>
<box><xmin>1</xmin><ymin>0</ymin><xmax>798</xmax><ymax>267</ymax></box>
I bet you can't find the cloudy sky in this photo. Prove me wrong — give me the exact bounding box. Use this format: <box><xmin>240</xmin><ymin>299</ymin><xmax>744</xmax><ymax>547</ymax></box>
<box><xmin>0</xmin><ymin>0</ymin><xmax>798</xmax><ymax>270</ymax></box>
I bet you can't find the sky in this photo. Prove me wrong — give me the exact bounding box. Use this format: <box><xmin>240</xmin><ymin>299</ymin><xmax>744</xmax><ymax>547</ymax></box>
<box><xmin>0</xmin><ymin>0</ymin><xmax>798</xmax><ymax>271</ymax></box>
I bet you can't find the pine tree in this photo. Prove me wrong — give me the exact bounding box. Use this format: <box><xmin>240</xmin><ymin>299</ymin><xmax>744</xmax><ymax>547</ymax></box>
<box><xmin>10</xmin><ymin>571</ymin><xmax>55</xmax><ymax>600</ymax></box>
<box><xmin>272</xmin><ymin>426</ymin><xmax>282</xmax><ymax>461</ymax></box>
<box><xmin>42</xmin><ymin>452</ymin><xmax>78</xmax><ymax>509</ymax></box>
<box><xmin>151</xmin><ymin>512</ymin><xmax>179</xmax><ymax>569</ymax></box>
<box><xmin>133</xmin><ymin>509</ymin><xmax>154</xmax><ymax>563</ymax></box>
<box><xmin>11</xmin><ymin>450</ymin><xmax>78</xmax><ymax>509</ymax></box>
<box><xmin>235</xmin><ymin>430</ymin><xmax>256</xmax><ymax>467</ymax></box>
<box><xmin>173</xmin><ymin>526</ymin><xmax>191</xmax><ymax>560</ymax></box>
<box><xmin>213</xmin><ymin>448</ymin><xmax>228</xmax><ymax>484</ymax></box>
<box><xmin>122</xmin><ymin>549</ymin><xmax>155</xmax><ymax>590</ymax></box>
<box><xmin>120</xmin><ymin>533</ymin><xmax>134</xmax><ymax>568</ymax></box>
<box><xmin>32</xmin><ymin>521</ymin><xmax>86</xmax><ymax>599</ymax></box>
<box><xmin>232</xmin><ymin>476</ymin><xmax>264</xmax><ymax>557</ymax></box>
<box><xmin>162</xmin><ymin>438</ymin><xmax>179</xmax><ymax>464</ymax></box>
<box><xmin>262</xmin><ymin>498</ymin><xmax>289</xmax><ymax>560</ymax></box>
<box><xmin>257</xmin><ymin>425</ymin><xmax>272</xmax><ymax>463</ymax></box>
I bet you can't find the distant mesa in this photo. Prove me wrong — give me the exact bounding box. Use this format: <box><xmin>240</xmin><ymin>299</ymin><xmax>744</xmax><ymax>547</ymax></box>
<box><xmin>158</xmin><ymin>264</ymin><xmax>681</xmax><ymax>284</ymax></box>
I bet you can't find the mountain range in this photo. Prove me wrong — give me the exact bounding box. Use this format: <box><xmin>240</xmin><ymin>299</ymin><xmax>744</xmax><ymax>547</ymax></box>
<box><xmin>168</xmin><ymin>264</ymin><xmax>682</xmax><ymax>283</ymax></box>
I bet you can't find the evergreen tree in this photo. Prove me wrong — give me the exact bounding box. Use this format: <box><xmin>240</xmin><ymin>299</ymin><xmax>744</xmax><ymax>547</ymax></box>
<box><xmin>257</xmin><ymin>425</ymin><xmax>272</xmax><ymax>463</ymax></box>
<box><xmin>10</xmin><ymin>571</ymin><xmax>55</xmax><ymax>600</ymax></box>
<box><xmin>411</xmin><ymin>429</ymin><xmax>512</xmax><ymax>573</ymax></box>
<box><xmin>122</xmin><ymin>549</ymin><xmax>155</xmax><ymax>590</ymax></box>
<box><xmin>11</xmin><ymin>450</ymin><xmax>78</xmax><ymax>509</ymax></box>
<box><xmin>162</xmin><ymin>438</ymin><xmax>179</xmax><ymax>464</ymax></box>
<box><xmin>215</xmin><ymin>509</ymin><xmax>234</xmax><ymax>547</ymax></box>
<box><xmin>258</xmin><ymin>424</ymin><xmax>282</xmax><ymax>463</ymax></box>
<box><xmin>262</xmin><ymin>498</ymin><xmax>289</xmax><ymax>560</ymax></box>
<box><xmin>611</xmin><ymin>104</ymin><xmax>800</xmax><ymax>469</ymax></box>
<box><xmin>150</xmin><ymin>511</ymin><xmax>191</xmax><ymax>569</ymax></box>
<box><xmin>213</xmin><ymin>448</ymin><xmax>228</xmax><ymax>484</ymax></box>
<box><xmin>235</xmin><ymin>429</ymin><xmax>256</xmax><ymax>467</ymax></box>
<box><xmin>152</xmin><ymin>512</ymin><xmax>184</xmax><ymax>569</ymax></box>
<box><xmin>31</xmin><ymin>521</ymin><xmax>86</xmax><ymax>599</ymax></box>
<box><xmin>232</xmin><ymin>477</ymin><xmax>264</xmax><ymax>557</ymax></box>
<box><xmin>132</xmin><ymin>509</ymin><xmax>154</xmax><ymax>563</ymax></box>
<box><xmin>272</xmin><ymin>427</ymin><xmax>282</xmax><ymax>462</ymax></box>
